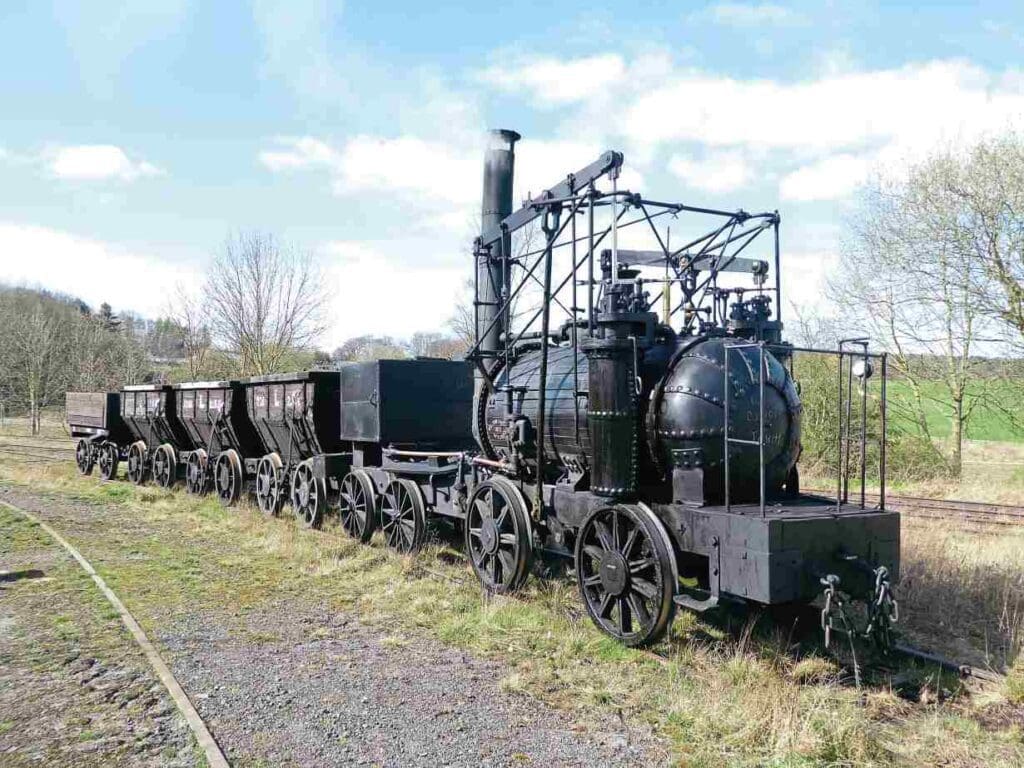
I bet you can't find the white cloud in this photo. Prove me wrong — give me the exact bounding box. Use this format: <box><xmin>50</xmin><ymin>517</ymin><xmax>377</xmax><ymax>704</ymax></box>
<box><xmin>623</xmin><ymin>60</ymin><xmax>1024</xmax><ymax>153</ymax></box>
<box><xmin>50</xmin><ymin>145</ymin><xmax>163</xmax><ymax>182</ymax></box>
<box><xmin>477</xmin><ymin>54</ymin><xmax>626</xmax><ymax>107</ymax></box>
<box><xmin>704</xmin><ymin>3</ymin><xmax>803</xmax><ymax>27</ymax></box>
<box><xmin>260</xmin><ymin>134</ymin><xmax>639</xmax><ymax>238</ymax></box>
<box><xmin>320</xmin><ymin>240</ymin><xmax>466</xmax><ymax>339</ymax></box>
<box><xmin>0</xmin><ymin>223</ymin><xmax>198</xmax><ymax>317</ymax></box>
<box><xmin>669</xmin><ymin>151</ymin><xmax>751</xmax><ymax>193</ymax></box>
<box><xmin>779</xmin><ymin>153</ymin><xmax>871</xmax><ymax>202</ymax></box>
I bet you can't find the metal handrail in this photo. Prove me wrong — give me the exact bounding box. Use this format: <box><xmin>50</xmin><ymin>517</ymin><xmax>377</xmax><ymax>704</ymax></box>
<box><xmin>723</xmin><ymin>341</ymin><xmax>766</xmax><ymax>517</ymax></box>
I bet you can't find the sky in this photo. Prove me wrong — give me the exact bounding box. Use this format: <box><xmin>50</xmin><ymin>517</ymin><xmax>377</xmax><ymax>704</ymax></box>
<box><xmin>1</xmin><ymin>1</ymin><xmax>1023</xmax><ymax>347</ymax></box>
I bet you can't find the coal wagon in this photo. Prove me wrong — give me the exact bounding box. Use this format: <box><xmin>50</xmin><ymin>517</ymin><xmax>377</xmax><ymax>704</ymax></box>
<box><xmin>242</xmin><ymin>370</ymin><xmax>345</xmax><ymax>523</ymax></box>
<box><xmin>120</xmin><ymin>384</ymin><xmax>195</xmax><ymax>487</ymax></box>
<box><xmin>66</xmin><ymin>391</ymin><xmax>132</xmax><ymax>479</ymax></box>
<box><xmin>173</xmin><ymin>380</ymin><xmax>264</xmax><ymax>504</ymax></box>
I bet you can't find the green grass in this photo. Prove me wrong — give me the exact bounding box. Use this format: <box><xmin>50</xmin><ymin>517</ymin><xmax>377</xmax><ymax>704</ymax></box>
<box><xmin>887</xmin><ymin>379</ymin><xmax>1024</xmax><ymax>443</ymax></box>
<box><xmin>2</xmin><ymin>460</ymin><xmax>1023</xmax><ymax>767</ymax></box>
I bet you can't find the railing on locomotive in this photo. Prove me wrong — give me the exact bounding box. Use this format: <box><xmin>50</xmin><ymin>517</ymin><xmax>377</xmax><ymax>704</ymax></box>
<box><xmin>765</xmin><ymin>341</ymin><xmax>889</xmax><ymax>513</ymax></box>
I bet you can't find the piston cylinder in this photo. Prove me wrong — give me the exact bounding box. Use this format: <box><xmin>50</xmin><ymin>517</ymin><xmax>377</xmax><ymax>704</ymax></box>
<box><xmin>583</xmin><ymin>337</ymin><xmax>638</xmax><ymax>497</ymax></box>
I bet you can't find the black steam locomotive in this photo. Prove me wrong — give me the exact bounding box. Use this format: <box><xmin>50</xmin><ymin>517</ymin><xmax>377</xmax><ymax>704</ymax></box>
<box><xmin>67</xmin><ymin>131</ymin><xmax>899</xmax><ymax>647</ymax></box>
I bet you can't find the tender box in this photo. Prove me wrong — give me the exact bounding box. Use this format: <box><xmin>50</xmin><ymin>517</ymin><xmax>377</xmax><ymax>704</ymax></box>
<box><xmin>340</xmin><ymin>359</ymin><xmax>474</xmax><ymax>446</ymax></box>
<box><xmin>660</xmin><ymin>496</ymin><xmax>900</xmax><ymax>604</ymax></box>
<box><xmin>173</xmin><ymin>380</ymin><xmax>263</xmax><ymax>458</ymax></box>
<box><xmin>120</xmin><ymin>384</ymin><xmax>194</xmax><ymax>450</ymax></box>
<box><xmin>243</xmin><ymin>371</ymin><xmax>342</xmax><ymax>460</ymax></box>
<box><xmin>66</xmin><ymin>392</ymin><xmax>130</xmax><ymax>442</ymax></box>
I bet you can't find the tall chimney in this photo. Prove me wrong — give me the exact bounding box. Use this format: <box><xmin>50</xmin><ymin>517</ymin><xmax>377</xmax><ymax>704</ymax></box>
<box><xmin>477</xmin><ymin>129</ymin><xmax>520</xmax><ymax>367</ymax></box>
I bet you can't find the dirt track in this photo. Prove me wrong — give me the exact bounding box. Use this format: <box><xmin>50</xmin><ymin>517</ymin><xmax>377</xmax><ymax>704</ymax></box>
<box><xmin>0</xmin><ymin>486</ymin><xmax>667</xmax><ymax>767</ymax></box>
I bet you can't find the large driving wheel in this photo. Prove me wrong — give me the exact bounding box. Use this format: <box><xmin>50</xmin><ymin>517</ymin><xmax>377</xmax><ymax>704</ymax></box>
<box><xmin>575</xmin><ymin>504</ymin><xmax>678</xmax><ymax>647</ymax></box>
<box><xmin>338</xmin><ymin>470</ymin><xmax>377</xmax><ymax>542</ymax></box>
<box><xmin>185</xmin><ymin>449</ymin><xmax>208</xmax><ymax>495</ymax></box>
<box><xmin>214</xmin><ymin>449</ymin><xmax>243</xmax><ymax>506</ymax></box>
<box><xmin>465</xmin><ymin>478</ymin><xmax>533</xmax><ymax>593</ymax></box>
<box><xmin>151</xmin><ymin>443</ymin><xmax>177</xmax><ymax>489</ymax></box>
<box><xmin>291</xmin><ymin>459</ymin><xmax>325</xmax><ymax>528</ymax></box>
<box><xmin>380</xmin><ymin>478</ymin><xmax>427</xmax><ymax>554</ymax></box>
<box><xmin>97</xmin><ymin>442</ymin><xmax>119</xmax><ymax>481</ymax></box>
<box><xmin>127</xmin><ymin>441</ymin><xmax>148</xmax><ymax>485</ymax></box>
<box><xmin>75</xmin><ymin>440</ymin><xmax>95</xmax><ymax>476</ymax></box>
<box><xmin>255</xmin><ymin>453</ymin><xmax>284</xmax><ymax>517</ymax></box>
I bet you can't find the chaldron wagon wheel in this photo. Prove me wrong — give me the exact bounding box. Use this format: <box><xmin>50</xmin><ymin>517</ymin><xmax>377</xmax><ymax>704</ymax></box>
<box><xmin>127</xmin><ymin>441</ymin><xmax>148</xmax><ymax>485</ymax></box>
<box><xmin>214</xmin><ymin>449</ymin><xmax>243</xmax><ymax>506</ymax></box>
<box><xmin>255</xmin><ymin>453</ymin><xmax>285</xmax><ymax>517</ymax></box>
<box><xmin>151</xmin><ymin>443</ymin><xmax>177</xmax><ymax>489</ymax></box>
<box><xmin>97</xmin><ymin>442</ymin><xmax>119</xmax><ymax>481</ymax></box>
<box><xmin>575</xmin><ymin>504</ymin><xmax>678</xmax><ymax>648</ymax></box>
<box><xmin>338</xmin><ymin>470</ymin><xmax>377</xmax><ymax>543</ymax></box>
<box><xmin>465</xmin><ymin>478</ymin><xmax>533</xmax><ymax>593</ymax></box>
<box><xmin>291</xmin><ymin>459</ymin><xmax>325</xmax><ymax>529</ymax></box>
<box><xmin>380</xmin><ymin>478</ymin><xmax>427</xmax><ymax>554</ymax></box>
<box><xmin>75</xmin><ymin>440</ymin><xmax>95</xmax><ymax>476</ymax></box>
<box><xmin>185</xmin><ymin>449</ymin><xmax>208</xmax><ymax>495</ymax></box>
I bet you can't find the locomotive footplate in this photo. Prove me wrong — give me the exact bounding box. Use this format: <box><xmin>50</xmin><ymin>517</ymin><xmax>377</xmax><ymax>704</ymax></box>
<box><xmin>654</xmin><ymin>493</ymin><xmax>900</xmax><ymax>606</ymax></box>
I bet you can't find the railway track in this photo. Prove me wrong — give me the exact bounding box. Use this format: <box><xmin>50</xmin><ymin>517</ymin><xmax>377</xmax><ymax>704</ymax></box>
<box><xmin>808</xmin><ymin>490</ymin><xmax>1024</xmax><ymax>529</ymax></box>
<box><xmin>0</xmin><ymin>438</ymin><xmax>76</xmax><ymax>465</ymax></box>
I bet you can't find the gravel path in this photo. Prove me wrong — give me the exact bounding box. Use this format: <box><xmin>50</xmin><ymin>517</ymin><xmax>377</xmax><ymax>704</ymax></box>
<box><xmin>0</xmin><ymin>485</ymin><xmax>670</xmax><ymax>767</ymax></box>
<box><xmin>0</xmin><ymin>498</ymin><xmax>198</xmax><ymax>767</ymax></box>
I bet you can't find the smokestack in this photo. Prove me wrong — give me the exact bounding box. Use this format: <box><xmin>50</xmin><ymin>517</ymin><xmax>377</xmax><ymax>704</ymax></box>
<box><xmin>477</xmin><ymin>129</ymin><xmax>520</xmax><ymax>365</ymax></box>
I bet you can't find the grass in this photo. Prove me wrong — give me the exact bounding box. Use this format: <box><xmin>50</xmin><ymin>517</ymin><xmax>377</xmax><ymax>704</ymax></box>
<box><xmin>2</xmin><ymin>458</ymin><xmax>1023</xmax><ymax>766</ymax></box>
<box><xmin>886</xmin><ymin>380</ymin><xmax>1024</xmax><ymax>444</ymax></box>
<box><xmin>0</xmin><ymin>506</ymin><xmax>197</xmax><ymax>766</ymax></box>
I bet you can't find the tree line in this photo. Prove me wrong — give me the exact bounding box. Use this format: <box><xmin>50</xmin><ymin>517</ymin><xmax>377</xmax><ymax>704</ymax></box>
<box><xmin>800</xmin><ymin>130</ymin><xmax>1024</xmax><ymax>479</ymax></box>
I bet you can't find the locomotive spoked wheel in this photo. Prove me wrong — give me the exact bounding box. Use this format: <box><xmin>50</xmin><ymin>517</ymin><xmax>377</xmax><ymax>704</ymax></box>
<box><xmin>75</xmin><ymin>440</ymin><xmax>95</xmax><ymax>476</ymax></box>
<box><xmin>255</xmin><ymin>453</ymin><xmax>285</xmax><ymax>517</ymax></box>
<box><xmin>291</xmin><ymin>459</ymin><xmax>325</xmax><ymax>529</ymax></box>
<box><xmin>127</xmin><ymin>442</ymin><xmax>148</xmax><ymax>485</ymax></box>
<box><xmin>97</xmin><ymin>442</ymin><xmax>119</xmax><ymax>481</ymax></box>
<box><xmin>214</xmin><ymin>449</ymin><xmax>243</xmax><ymax>506</ymax></box>
<box><xmin>185</xmin><ymin>449</ymin><xmax>208</xmax><ymax>495</ymax></box>
<box><xmin>380</xmin><ymin>479</ymin><xmax>427</xmax><ymax>554</ymax></box>
<box><xmin>465</xmin><ymin>478</ymin><xmax>533</xmax><ymax>593</ymax></box>
<box><xmin>151</xmin><ymin>444</ymin><xmax>177</xmax><ymax>489</ymax></box>
<box><xmin>575</xmin><ymin>504</ymin><xmax>678</xmax><ymax>647</ymax></box>
<box><xmin>338</xmin><ymin>470</ymin><xmax>377</xmax><ymax>542</ymax></box>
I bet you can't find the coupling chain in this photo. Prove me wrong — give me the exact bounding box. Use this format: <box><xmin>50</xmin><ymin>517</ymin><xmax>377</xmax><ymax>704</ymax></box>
<box><xmin>864</xmin><ymin>565</ymin><xmax>898</xmax><ymax>651</ymax></box>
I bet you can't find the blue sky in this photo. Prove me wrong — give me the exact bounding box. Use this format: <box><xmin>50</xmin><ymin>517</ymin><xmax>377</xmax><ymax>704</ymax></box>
<box><xmin>1</xmin><ymin>1</ymin><xmax>1023</xmax><ymax>345</ymax></box>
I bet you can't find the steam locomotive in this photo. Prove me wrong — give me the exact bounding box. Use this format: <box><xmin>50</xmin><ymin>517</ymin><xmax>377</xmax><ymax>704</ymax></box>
<box><xmin>67</xmin><ymin>130</ymin><xmax>899</xmax><ymax>647</ymax></box>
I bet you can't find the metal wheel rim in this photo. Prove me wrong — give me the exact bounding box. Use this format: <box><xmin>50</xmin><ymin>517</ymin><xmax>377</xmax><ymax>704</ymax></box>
<box><xmin>215</xmin><ymin>452</ymin><xmax>239</xmax><ymax>503</ymax></box>
<box><xmin>576</xmin><ymin>506</ymin><xmax>675</xmax><ymax>646</ymax></box>
<box><xmin>380</xmin><ymin>480</ymin><xmax>424</xmax><ymax>553</ymax></box>
<box><xmin>128</xmin><ymin>443</ymin><xmax>146</xmax><ymax>484</ymax></box>
<box><xmin>98</xmin><ymin>444</ymin><xmax>117</xmax><ymax>480</ymax></box>
<box><xmin>153</xmin><ymin>445</ymin><xmax>174</xmax><ymax>488</ymax></box>
<box><xmin>256</xmin><ymin>455</ymin><xmax>282</xmax><ymax>516</ymax></box>
<box><xmin>466</xmin><ymin>480</ymin><xmax>531</xmax><ymax>592</ymax></box>
<box><xmin>186</xmin><ymin>451</ymin><xmax>207</xmax><ymax>495</ymax></box>
<box><xmin>292</xmin><ymin>463</ymin><xmax>322</xmax><ymax>528</ymax></box>
<box><xmin>75</xmin><ymin>441</ymin><xmax>93</xmax><ymax>474</ymax></box>
<box><xmin>338</xmin><ymin>472</ymin><xmax>374</xmax><ymax>541</ymax></box>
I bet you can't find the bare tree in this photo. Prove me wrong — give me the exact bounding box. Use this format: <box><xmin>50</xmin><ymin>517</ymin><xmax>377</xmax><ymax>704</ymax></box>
<box><xmin>830</xmin><ymin>152</ymin><xmax>1015</xmax><ymax>474</ymax></box>
<box><xmin>0</xmin><ymin>290</ymin><xmax>70</xmax><ymax>433</ymax></box>
<box><xmin>204</xmin><ymin>232</ymin><xmax>328</xmax><ymax>375</ymax></box>
<box><xmin>407</xmin><ymin>331</ymin><xmax>464</xmax><ymax>360</ymax></box>
<box><xmin>332</xmin><ymin>335</ymin><xmax>408</xmax><ymax>363</ymax></box>
<box><xmin>928</xmin><ymin>134</ymin><xmax>1024</xmax><ymax>350</ymax></box>
<box><xmin>168</xmin><ymin>285</ymin><xmax>213</xmax><ymax>379</ymax></box>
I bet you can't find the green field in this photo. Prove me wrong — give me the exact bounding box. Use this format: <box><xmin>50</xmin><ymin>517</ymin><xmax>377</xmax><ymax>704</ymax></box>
<box><xmin>886</xmin><ymin>379</ymin><xmax>1024</xmax><ymax>443</ymax></box>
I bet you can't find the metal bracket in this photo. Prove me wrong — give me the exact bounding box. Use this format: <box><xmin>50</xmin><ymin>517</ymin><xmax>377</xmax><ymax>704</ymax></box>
<box><xmin>673</xmin><ymin>535</ymin><xmax>721</xmax><ymax>613</ymax></box>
